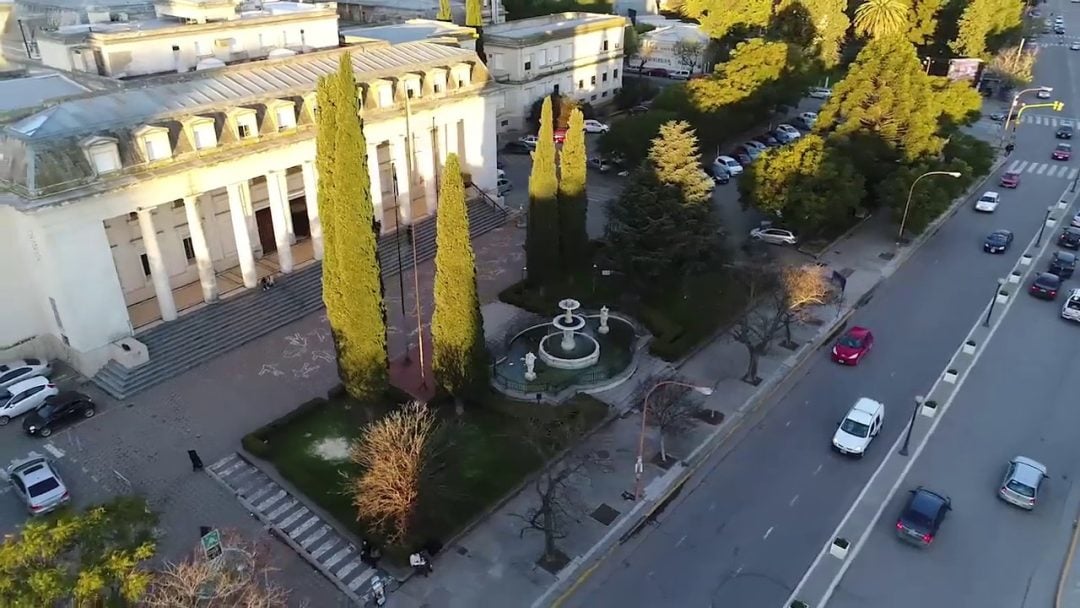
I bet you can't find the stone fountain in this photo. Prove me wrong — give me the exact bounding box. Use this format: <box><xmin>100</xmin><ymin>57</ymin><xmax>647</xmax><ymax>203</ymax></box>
<box><xmin>538</xmin><ymin>298</ymin><xmax>601</xmax><ymax>370</ymax></box>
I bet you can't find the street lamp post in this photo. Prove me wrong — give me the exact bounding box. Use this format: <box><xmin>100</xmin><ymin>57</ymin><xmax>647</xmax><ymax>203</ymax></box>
<box><xmin>899</xmin><ymin>395</ymin><xmax>924</xmax><ymax>457</ymax></box>
<box><xmin>634</xmin><ymin>380</ymin><xmax>714</xmax><ymax>501</ymax></box>
<box><xmin>897</xmin><ymin>171</ymin><xmax>963</xmax><ymax>243</ymax></box>
<box><xmin>1036</xmin><ymin>205</ymin><xmax>1055</xmax><ymax>248</ymax></box>
<box><xmin>391</xmin><ymin>169</ymin><xmax>410</xmax><ymax>362</ymax></box>
<box><xmin>983</xmin><ymin>277</ymin><xmax>1007</xmax><ymax>327</ymax></box>
<box><xmin>1003</xmin><ymin>86</ymin><xmax>1053</xmax><ymax>146</ymax></box>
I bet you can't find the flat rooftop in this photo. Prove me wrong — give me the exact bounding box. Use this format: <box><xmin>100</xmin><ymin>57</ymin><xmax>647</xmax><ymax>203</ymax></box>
<box><xmin>0</xmin><ymin>73</ymin><xmax>90</xmax><ymax>113</ymax></box>
<box><xmin>340</xmin><ymin>19</ymin><xmax>474</xmax><ymax>45</ymax></box>
<box><xmin>484</xmin><ymin>11</ymin><xmax>621</xmax><ymax>39</ymax></box>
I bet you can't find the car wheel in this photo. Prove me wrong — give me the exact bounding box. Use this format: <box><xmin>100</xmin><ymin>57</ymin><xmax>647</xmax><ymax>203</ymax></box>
<box><xmin>38</xmin><ymin>427</ymin><xmax>51</xmax><ymax>437</ymax></box>
<box><xmin>0</xmin><ymin>416</ymin><xmax>9</xmax><ymax>426</ymax></box>
<box><xmin>83</xmin><ymin>407</ymin><xmax>96</xmax><ymax>418</ymax></box>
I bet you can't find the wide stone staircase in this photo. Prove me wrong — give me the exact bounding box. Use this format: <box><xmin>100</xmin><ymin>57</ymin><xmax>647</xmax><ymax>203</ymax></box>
<box><xmin>93</xmin><ymin>199</ymin><xmax>510</xmax><ymax>399</ymax></box>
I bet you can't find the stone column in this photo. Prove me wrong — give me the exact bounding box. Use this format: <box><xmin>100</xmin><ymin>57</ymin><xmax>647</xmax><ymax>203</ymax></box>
<box><xmin>464</xmin><ymin>115</ymin><xmax>483</xmax><ymax>176</ymax></box>
<box><xmin>417</xmin><ymin>133</ymin><xmax>439</xmax><ymax>215</ymax></box>
<box><xmin>136</xmin><ymin>207</ymin><xmax>178</xmax><ymax>321</ymax></box>
<box><xmin>226</xmin><ymin>182</ymin><xmax>259</xmax><ymax>288</ymax></box>
<box><xmin>236</xmin><ymin>180</ymin><xmax>261</xmax><ymax>259</ymax></box>
<box><xmin>391</xmin><ymin>138</ymin><xmax>413</xmax><ymax>224</ymax></box>
<box><xmin>301</xmin><ymin>161</ymin><xmax>323</xmax><ymax>260</ymax></box>
<box><xmin>265</xmin><ymin>170</ymin><xmax>294</xmax><ymax>273</ymax></box>
<box><xmin>367</xmin><ymin>144</ymin><xmax>384</xmax><ymax>227</ymax></box>
<box><xmin>182</xmin><ymin>195</ymin><xmax>218</xmax><ymax>303</ymax></box>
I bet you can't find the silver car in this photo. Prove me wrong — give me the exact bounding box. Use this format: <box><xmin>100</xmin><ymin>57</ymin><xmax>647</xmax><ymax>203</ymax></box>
<box><xmin>0</xmin><ymin>376</ymin><xmax>59</xmax><ymax>425</ymax></box>
<box><xmin>750</xmin><ymin>227</ymin><xmax>798</xmax><ymax>246</ymax></box>
<box><xmin>8</xmin><ymin>457</ymin><xmax>69</xmax><ymax>515</ymax></box>
<box><xmin>0</xmin><ymin>358</ymin><xmax>51</xmax><ymax>390</ymax></box>
<box><xmin>998</xmin><ymin>456</ymin><xmax>1048</xmax><ymax>510</ymax></box>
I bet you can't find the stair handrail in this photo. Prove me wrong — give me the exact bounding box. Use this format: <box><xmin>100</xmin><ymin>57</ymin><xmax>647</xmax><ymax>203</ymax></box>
<box><xmin>469</xmin><ymin>184</ymin><xmax>511</xmax><ymax>216</ymax></box>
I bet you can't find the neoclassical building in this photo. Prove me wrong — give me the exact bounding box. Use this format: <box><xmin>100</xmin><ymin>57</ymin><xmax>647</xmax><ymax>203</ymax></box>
<box><xmin>0</xmin><ymin>39</ymin><xmax>498</xmax><ymax>378</ymax></box>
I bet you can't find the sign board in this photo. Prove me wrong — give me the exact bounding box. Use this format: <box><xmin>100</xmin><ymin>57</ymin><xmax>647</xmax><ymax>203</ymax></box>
<box><xmin>201</xmin><ymin>528</ymin><xmax>222</xmax><ymax>560</ymax></box>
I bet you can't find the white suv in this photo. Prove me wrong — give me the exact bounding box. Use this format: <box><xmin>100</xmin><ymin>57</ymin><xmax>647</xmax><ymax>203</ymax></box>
<box><xmin>1062</xmin><ymin>289</ymin><xmax>1080</xmax><ymax>322</ymax></box>
<box><xmin>974</xmin><ymin>191</ymin><xmax>1000</xmax><ymax>212</ymax></box>
<box><xmin>832</xmin><ymin>398</ymin><xmax>885</xmax><ymax>457</ymax></box>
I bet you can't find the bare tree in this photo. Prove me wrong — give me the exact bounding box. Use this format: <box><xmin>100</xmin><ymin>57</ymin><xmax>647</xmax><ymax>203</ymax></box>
<box><xmin>730</xmin><ymin>270</ymin><xmax>788</xmax><ymax>385</ymax></box>
<box><xmin>349</xmin><ymin>401</ymin><xmax>443</xmax><ymax>544</ymax></box>
<box><xmin>673</xmin><ymin>39</ymin><xmax>705</xmax><ymax>75</ymax></box>
<box><xmin>512</xmin><ymin>417</ymin><xmax>594</xmax><ymax>572</ymax></box>
<box><xmin>988</xmin><ymin>45</ymin><xmax>1035</xmax><ymax>88</ymax></box>
<box><xmin>632</xmin><ymin>42</ymin><xmax>654</xmax><ymax>74</ymax></box>
<box><xmin>642</xmin><ymin>375</ymin><xmax>702</xmax><ymax>463</ymax></box>
<box><xmin>143</xmin><ymin>530</ymin><xmax>291</xmax><ymax>608</ymax></box>
<box><xmin>781</xmin><ymin>264</ymin><xmax>831</xmax><ymax>348</ymax></box>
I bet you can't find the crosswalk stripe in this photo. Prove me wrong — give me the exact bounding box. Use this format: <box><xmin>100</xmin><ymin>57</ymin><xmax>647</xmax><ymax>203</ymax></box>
<box><xmin>1050</xmin><ymin>165</ymin><xmax>1064</xmax><ymax>177</ymax></box>
<box><xmin>1016</xmin><ymin>161</ymin><xmax>1030</xmax><ymax>172</ymax></box>
<box><xmin>1048</xmin><ymin>165</ymin><xmax>1060</xmax><ymax>177</ymax></box>
<box><xmin>1070</xmin><ymin>168</ymin><xmax>1079</xmax><ymax>180</ymax></box>
<box><xmin>1007</xmin><ymin>160</ymin><xmax>1021</xmax><ymax>172</ymax></box>
<box><xmin>1037</xmin><ymin>163</ymin><xmax>1049</xmax><ymax>175</ymax></box>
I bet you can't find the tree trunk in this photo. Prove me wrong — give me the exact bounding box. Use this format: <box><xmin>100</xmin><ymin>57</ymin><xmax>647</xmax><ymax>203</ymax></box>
<box><xmin>542</xmin><ymin>500</ymin><xmax>558</xmax><ymax>559</ymax></box>
<box><xmin>659</xmin><ymin>432</ymin><xmax>668</xmax><ymax>463</ymax></box>
<box><xmin>743</xmin><ymin>349</ymin><xmax>760</xmax><ymax>384</ymax></box>
<box><xmin>784</xmin><ymin>315</ymin><xmax>792</xmax><ymax>346</ymax></box>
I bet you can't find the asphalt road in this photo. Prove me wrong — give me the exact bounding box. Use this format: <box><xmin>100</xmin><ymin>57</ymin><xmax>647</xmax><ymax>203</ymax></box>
<box><xmin>560</xmin><ymin>39</ymin><xmax>1078</xmax><ymax>608</ymax></box>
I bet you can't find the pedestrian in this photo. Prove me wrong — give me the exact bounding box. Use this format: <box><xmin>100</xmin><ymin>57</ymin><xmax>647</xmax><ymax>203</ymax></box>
<box><xmin>409</xmin><ymin>552</ymin><xmax>425</xmax><ymax>577</ymax></box>
<box><xmin>260</xmin><ymin>277</ymin><xmax>269</xmax><ymax>291</ymax></box>
<box><xmin>368</xmin><ymin>543</ymin><xmax>382</xmax><ymax>568</ymax></box>
<box><xmin>1005</xmin><ymin>142</ymin><xmax>1014</xmax><ymax>156</ymax></box>
<box><xmin>187</xmin><ymin>449</ymin><xmax>204</xmax><ymax>471</ymax></box>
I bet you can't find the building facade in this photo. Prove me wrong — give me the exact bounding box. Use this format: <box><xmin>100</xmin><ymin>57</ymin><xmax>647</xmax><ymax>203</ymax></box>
<box><xmin>483</xmin><ymin>12</ymin><xmax>628</xmax><ymax>132</ymax></box>
<box><xmin>631</xmin><ymin>15</ymin><xmax>708</xmax><ymax>75</ymax></box>
<box><xmin>0</xmin><ymin>41</ymin><xmax>498</xmax><ymax>377</ymax></box>
<box><xmin>335</xmin><ymin>0</ymin><xmax>506</xmax><ymax>27</ymax></box>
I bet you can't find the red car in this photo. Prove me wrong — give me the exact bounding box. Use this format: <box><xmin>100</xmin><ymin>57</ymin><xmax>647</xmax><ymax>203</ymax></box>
<box><xmin>832</xmin><ymin>326</ymin><xmax>874</xmax><ymax>365</ymax></box>
<box><xmin>1053</xmin><ymin>143</ymin><xmax>1072</xmax><ymax>160</ymax></box>
<box><xmin>999</xmin><ymin>171</ymin><xmax>1021</xmax><ymax>188</ymax></box>
<box><xmin>553</xmin><ymin>129</ymin><xmax>567</xmax><ymax>144</ymax></box>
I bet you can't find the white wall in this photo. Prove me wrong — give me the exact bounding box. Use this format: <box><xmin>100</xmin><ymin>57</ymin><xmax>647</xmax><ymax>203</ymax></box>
<box><xmin>487</xmin><ymin>24</ymin><xmax>624</xmax><ymax>83</ymax></box>
<box><xmin>0</xmin><ymin>207</ymin><xmax>48</xmax><ymax>353</ymax></box>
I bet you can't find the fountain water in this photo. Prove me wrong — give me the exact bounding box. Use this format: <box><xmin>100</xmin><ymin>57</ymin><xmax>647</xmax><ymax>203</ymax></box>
<box><xmin>538</xmin><ymin>299</ymin><xmax>601</xmax><ymax>370</ymax></box>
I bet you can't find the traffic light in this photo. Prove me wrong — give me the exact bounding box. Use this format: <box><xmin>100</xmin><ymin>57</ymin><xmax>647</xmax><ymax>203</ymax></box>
<box><xmin>1054</xmin><ymin>101</ymin><xmax>1065</xmax><ymax>112</ymax></box>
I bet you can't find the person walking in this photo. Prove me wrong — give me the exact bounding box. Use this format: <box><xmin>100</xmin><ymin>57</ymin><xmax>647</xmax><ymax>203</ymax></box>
<box><xmin>187</xmin><ymin>449</ymin><xmax>204</xmax><ymax>471</ymax></box>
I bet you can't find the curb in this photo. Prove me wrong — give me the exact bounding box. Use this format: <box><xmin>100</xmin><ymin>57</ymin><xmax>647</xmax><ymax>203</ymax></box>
<box><xmin>542</xmin><ymin>152</ymin><xmax>1009</xmax><ymax>608</ymax></box>
<box><xmin>1056</xmin><ymin>509</ymin><xmax>1080</xmax><ymax>608</ymax></box>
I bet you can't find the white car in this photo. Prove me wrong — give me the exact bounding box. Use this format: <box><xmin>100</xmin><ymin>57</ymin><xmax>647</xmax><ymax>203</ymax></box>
<box><xmin>519</xmin><ymin>134</ymin><xmax>539</xmax><ymax>148</ymax></box>
<box><xmin>1062</xmin><ymin>289</ymin><xmax>1080</xmax><ymax>321</ymax></box>
<box><xmin>0</xmin><ymin>376</ymin><xmax>58</xmax><ymax>425</ymax></box>
<box><xmin>832</xmin><ymin>397</ymin><xmax>885</xmax><ymax>457</ymax></box>
<box><xmin>795</xmin><ymin>111</ymin><xmax>818</xmax><ymax>129</ymax></box>
<box><xmin>8</xmin><ymin>457</ymin><xmax>69</xmax><ymax>516</ymax></box>
<box><xmin>587</xmin><ymin>157</ymin><xmax>613</xmax><ymax>173</ymax></box>
<box><xmin>583</xmin><ymin>119</ymin><xmax>610</xmax><ymax>133</ymax></box>
<box><xmin>808</xmin><ymin>87</ymin><xmax>832</xmax><ymax>99</ymax></box>
<box><xmin>0</xmin><ymin>359</ymin><xmax>51</xmax><ymax>390</ymax></box>
<box><xmin>749</xmin><ymin>227</ymin><xmax>798</xmax><ymax>246</ymax></box>
<box><xmin>496</xmin><ymin>177</ymin><xmax>513</xmax><ymax>195</ymax></box>
<box><xmin>1072</xmin><ymin>211</ymin><xmax>1080</xmax><ymax>228</ymax></box>
<box><xmin>1072</xmin><ymin>43</ymin><xmax>1080</xmax><ymax>51</ymax></box>
<box><xmin>743</xmin><ymin>140</ymin><xmax>768</xmax><ymax>153</ymax></box>
<box><xmin>1038</xmin><ymin>89</ymin><xmax>1052</xmax><ymax>99</ymax></box>
<box><xmin>775</xmin><ymin>124</ymin><xmax>801</xmax><ymax>140</ymax></box>
<box><xmin>714</xmin><ymin>155</ymin><xmax>743</xmax><ymax>176</ymax></box>
<box><xmin>974</xmin><ymin>191</ymin><xmax>1000</xmax><ymax>212</ymax></box>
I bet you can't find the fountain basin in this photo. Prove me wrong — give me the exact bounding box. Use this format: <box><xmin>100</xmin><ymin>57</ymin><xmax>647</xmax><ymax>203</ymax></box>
<box><xmin>539</xmin><ymin>333</ymin><xmax>601</xmax><ymax>369</ymax></box>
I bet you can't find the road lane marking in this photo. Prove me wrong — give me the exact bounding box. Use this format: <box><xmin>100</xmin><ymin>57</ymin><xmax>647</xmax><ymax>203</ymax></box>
<box><xmin>763</xmin><ymin>526</ymin><xmax>774</xmax><ymax>540</ymax></box>
<box><xmin>1008</xmin><ymin>160</ymin><xmax>1020</xmax><ymax>172</ymax></box>
<box><xmin>812</xmin><ymin>464</ymin><xmax>823</xmax><ymax>476</ymax></box>
<box><xmin>735</xmin><ymin>565</ymin><xmax>744</xmax><ymax>575</ymax></box>
<box><xmin>1038</xmin><ymin>163</ymin><xmax>1049</xmax><ymax>175</ymax></box>
<box><xmin>789</xmin><ymin>494</ymin><xmax>800</xmax><ymax>507</ymax></box>
<box><xmin>1016</xmin><ymin>161</ymin><xmax>1030</xmax><ymax>172</ymax></box>
<box><xmin>784</xmin><ymin>178</ymin><xmax>1079</xmax><ymax>608</ymax></box>
<box><xmin>42</xmin><ymin>443</ymin><xmax>64</xmax><ymax>458</ymax></box>
<box><xmin>785</xmin><ymin>420</ymin><xmax>792</xmax><ymax>427</ymax></box>
<box><xmin>675</xmin><ymin>534</ymin><xmax>687</xmax><ymax>548</ymax></box>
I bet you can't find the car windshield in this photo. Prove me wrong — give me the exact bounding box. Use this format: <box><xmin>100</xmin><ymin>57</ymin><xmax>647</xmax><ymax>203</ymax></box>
<box><xmin>839</xmin><ymin>336</ymin><xmax>863</xmax><ymax>348</ymax></box>
<box><xmin>840</xmin><ymin>418</ymin><xmax>870</xmax><ymax>438</ymax></box>
<box><xmin>1069</xmin><ymin>298</ymin><xmax>1080</xmax><ymax>310</ymax></box>
<box><xmin>1005</xmin><ymin>173</ymin><xmax>1019</xmax><ymax>179</ymax></box>
<box><xmin>1060</xmin><ymin>145</ymin><xmax>1072</xmax><ymax>151</ymax></box>
<box><xmin>1006</xmin><ymin>480</ymin><xmax>1035</xmax><ymax>497</ymax></box>
<box><xmin>27</xmin><ymin>477</ymin><xmax>60</xmax><ymax>497</ymax></box>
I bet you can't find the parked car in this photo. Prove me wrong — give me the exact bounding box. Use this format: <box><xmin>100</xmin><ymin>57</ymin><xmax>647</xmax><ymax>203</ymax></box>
<box><xmin>1000</xmin><ymin>171</ymin><xmax>1021</xmax><ymax>188</ymax></box>
<box><xmin>7</xmin><ymin>457</ymin><xmax>69</xmax><ymax>516</ymax></box>
<box><xmin>749</xmin><ymin>226</ymin><xmax>798</xmax><ymax>246</ymax></box>
<box><xmin>0</xmin><ymin>376</ymin><xmax>59</xmax><ymax>425</ymax></box>
<box><xmin>831</xmin><ymin>326</ymin><xmax>874</xmax><ymax>365</ymax></box>
<box><xmin>1060</xmin><ymin>226</ymin><xmax>1080</xmax><ymax>249</ymax></box>
<box><xmin>974</xmin><ymin>191</ymin><xmax>1000</xmax><ymax>212</ymax></box>
<box><xmin>711</xmin><ymin>164</ymin><xmax>731</xmax><ymax>184</ymax></box>
<box><xmin>743</xmin><ymin>140</ymin><xmax>769</xmax><ymax>154</ymax></box>
<box><xmin>808</xmin><ymin>86</ymin><xmax>832</xmax><ymax>99</ymax></box>
<box><xmin>896</xmin><ymin>487</ymin><xmax>951</xmax><ymax>547</ymax></box>
<box><xmin>734</xmin><ymin>152</ymin><xmax>753</xmax><ymax>167</ymax></box>
<box><xmin>502</xmin><ymin>141</ymin><xmax>532</xmax><ymax>155</ymax></box>
<box><xmin>1053</xmin><ymin>143</ymin><xmax>1072</xmax><ymax>160</ymax></box>
<box><xmin>714</xmin><ymin>155</ymin><xmax>743</xmax><ymax>176</ymax></box>
<box><xmin>983</xmin><ymin>229</ymin><xmax>1014</xmax><ymax>253</ymax></box>
<box><xmin>627</xmin><ymin>104</ymin><xmax>650</xmax><ymax>115</ymax></box>
<box><xmin>772</xmin><ymin>128</ymin><xmax>798</xmax><ymax>144</ymax></box>
<box><xmin>998</xmin><ymin>456</ymin><xmax>1048</xmax><ymax>510</ymax></box>
<box><xmin>496</xmin><ymin>177</ymin><xmax>513</xmax><ymax>195</ymax></box>
<box><xmin>587</xmin><ymin>157</ymin><xmax>613</xmax><ymax>173</ymax></box>
<box><xmin>1061</xmin><ymin>288</ymin><xmax>1080</xmax><ymax>321</ymax></box>
<box><xmin>1050</xmin><ymin>251</ymin><xmax>1077</xmax><ymax>278</ymax></box>
<box><xmin>518</xmin><ymin>135</ymin><xmax>540</xmax><ymax>149</ymax></box>
<box><xmin>22</xmin><ymin>391</ymin><xmax>96</xmax><ymax>438</ymax></box>
<box><xmin>753</xmin><ymin>133</ymin><xmax>782</xmax><ymax>147</ymax></box>
<box><xmin>832</xmin><ymin>397</ymin><xmax>884</xmax><ymax>457</ymax></box>
<box><xmin>775</xmin><ymin>124</ymin><xmax>801</xmax><ymax>140</ymax></box>
<box><xmin>989</xmin><ymin>112</ymin><xmax>1007</xmax><ymax>122</ymax></box>
<box><xmin>1072</xmin><ymin>211</ymin><xmax>1080</xmax><ymax>228</ymax></box>
<box><xmin>582</xmin><ymin>119</ymin><xmax>609</xmax><ymax>133</ymax></box>
<box><xmin>1058</xmin><ymin>125</ymin><xmax>1074</xmax><ymax>139</ymax></box>
<box><xmin>0</xmin><ymin>359</ymin><xmax>51</xmax><ymax>391</ymax></box>
<box><xmin>1030</xmin><ymin>272</ymin><xmax>1063</xmax><ymax>299</ymax></box>
<box><xmin>794</xmin><ymin>111</ymin><xmax>818</xmax><ymax>130</ymax></box>
<box><xmin>735</xmin><ymin>144</ymin><xmax>763</xmax><ymax>161</ymax></box>
<box><xmin>646</xmin><ymin>68</ymin><xmax>670</xmax><ymax>78</ymax></box>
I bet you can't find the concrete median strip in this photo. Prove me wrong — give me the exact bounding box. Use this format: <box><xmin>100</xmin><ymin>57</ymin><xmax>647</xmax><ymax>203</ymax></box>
<box><xmin>784</xmin><ymin>176</ymin><xmax>1079</xmax><ymax>608</ymax></box>
<box><xmin>541</xmin><ymin>157</ymin><xmax>1011</xmax><ymax>608</ymax></box>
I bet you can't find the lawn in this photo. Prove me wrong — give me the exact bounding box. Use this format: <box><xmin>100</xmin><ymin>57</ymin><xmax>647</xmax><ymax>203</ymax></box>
<box><xmin>245</xmin><ymin>389</ymin><xmax>608</xmax><ymax>559</ymax></box>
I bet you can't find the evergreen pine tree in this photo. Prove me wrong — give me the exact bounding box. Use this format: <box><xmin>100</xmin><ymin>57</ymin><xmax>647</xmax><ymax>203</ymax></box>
<box><xmin>605</xmin><ymin>170</ymin><xmax>688</xmax><ymax>291</ymax></box>
<box><xmin>316</xmin><ymin>54</ymin><xmax>388</xmax><ymax>401</ymax></box>
<box><xmin>558</xmin><ymin>109</ymin><xmax>590</xmax><ymax>273</ymax></box>
<box><xmin>647</xmin><ymin>120</ymin><xmax>719</xmax><ymax>269</ymax></box>
<box><xmin>431</xmin><ymin>154</ymin><xmax>489</xmax><ymax>412</ymax></box>
<box><xmin>526</xmin><ymin>96</ymin><xmax>560</xmax><ymax>285</ymax></box>
<box><xmin>466</xmin><ymin>0</ymin><xmax>486</xmax><ymax>62</ymax></box>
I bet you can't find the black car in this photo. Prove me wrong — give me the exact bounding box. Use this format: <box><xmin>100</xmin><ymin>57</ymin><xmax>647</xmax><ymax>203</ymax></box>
<box><xmin>502</xmin><ymin>141</ymin><xmax>532</xmax><ymax>155</ymax></box>
<box><xmin>896</xmin><ymin>487</ymin><xmax>951</xmax><ymax>546</ymax></box>
<box><xmin>1051</xmin><ymin>251</ymin><xmax>1078</xmax><ymax>278</ymax></box>
<box><xmin>753</xmin><ymin>133</ymin><xmax>781</xmax><ymax>148</ymax></box>
<box><xmin>1030</xmin><ymin>272</ymin><xmax>1063</xmax><ymax>299</ymax></box>
<box><xmin>1060</xmin><ymin>227</ymin><xmax>1080</xmax><ymax>249</ymax></box>
<box><xmin>627</xmin><ymin>104</ymin><xmax>649</xmax><ymax>115</ymax></box>
<box><xmin>1059</xmin><ymin>125</ymin><xmax>1075</xmax><ymax>139</ymax></box>
<box><xmin>22</xmin><ymin>391</ymin><xmax>95</xmax><ymax>438</ymax></box>
<box><xmin>984</xmin><ymin>229</ymin><xmax>1014</xmax><ymax>253</ymax></box>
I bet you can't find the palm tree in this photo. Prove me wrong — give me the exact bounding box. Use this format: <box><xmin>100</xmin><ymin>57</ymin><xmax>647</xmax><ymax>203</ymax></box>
<box><xmin>853</xmin><ymin>0</ymin><xmax>910</xmax><ymax>39</ymax></box>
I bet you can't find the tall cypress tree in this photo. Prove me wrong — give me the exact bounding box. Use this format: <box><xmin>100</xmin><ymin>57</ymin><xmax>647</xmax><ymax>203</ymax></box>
<box><xmin>526</xmin><ymin>96</ymin><xmax>560</xmax><ymax>286</ymax></box>
<box><xmin>431</xmin><ymin>154</ymin><xmax>489</xmax><ymax>413</ymax></box>
<box><xmin>466</xmin><ymin>0</ymin><xmax>486</xmax><ymax>62</ymax></box>
<box><xmin>316</xmin><ymin>54</ymin><xmax>388</xmax><ymax>401</ymax></box>
<box><xmin>437</xmin><ymin>0</ymin><xmax>452</xmax><ymax>21</ymax></box>
<box><xmin>558</xmin><ymin>108</ymin><xmax>589</xmax><ymax>273</ymax></box>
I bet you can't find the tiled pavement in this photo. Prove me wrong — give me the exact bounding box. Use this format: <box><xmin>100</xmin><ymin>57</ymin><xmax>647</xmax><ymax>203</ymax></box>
<box><xmin>207</xmin><ymin>453</ymin><xmax>388</xmax><ymax>605</ymax></box>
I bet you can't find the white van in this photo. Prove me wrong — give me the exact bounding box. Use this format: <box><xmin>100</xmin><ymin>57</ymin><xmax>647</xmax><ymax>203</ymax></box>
<box><xmin>669</xmin><ymin>69</ymin><xmax>691</xmax><ymax>80</ymax></box>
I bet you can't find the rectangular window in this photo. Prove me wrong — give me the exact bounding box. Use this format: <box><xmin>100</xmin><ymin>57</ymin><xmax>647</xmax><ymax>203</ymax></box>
<box><xmin>500</xmin><ymin>119</ymin><xmax>509</xmax><ymax>126</ymax></box>
<box><xmin>275</xmin><ymin>107</ymin><xmax>296</xmax><ymax>130</ymax></box>
<box><xmin>602</xmin><ymin>91</ymin><xmax>608</xmax><ymax>98</ymax></box>
<box><xmin>602</xmin><ymin>40</ymin><xmax>609</xmax><ymax>51</ymax></box>
<box><xmin>614</xmin><ymin>68</ymin><xmax>619</xmax><ymax>79</ymax></box>
<box><xmin>550</xmin><ymin>46</ymin><xmax>559</xmax><ymax>63</ymax></box>
<box><xmin>590</xmin><ymin>75</ymin><xmax>596</xmax><ymax>85</ymax></box>
<box><xmin>89</xmin><ymin>146</ymin><xmax>119</xmax><ymax>173</ymax></box>
<box><xmin>238</xmin><ymin>123</ymin><xmax>252</xmax><ymax>139</ymax></box>
<box><xmin>553</xmin><ymin>83</ymin><xmax>560</xmax><ymax>95</ymax></box>
<box><xmin>140</xmin><ymin>254</ymin><xmax>151</xmax><ymax>277</ymax></box>
<box><xmin>602</xmin><ymin>72</ymin><xmax>608</xmax><ymax>82</ymax></box>
<box><xmin>378</xmin><ymin>86</ymin><xmax>393</xmax><ymax>108</ymax></box>
<box><xmin>145</xmin><ymin>136</ymin><xmax>168</xmax><ymax>161</ymax></box>
<box><xmin>578</xmin><ymin>79</ymin><xmax>584</xmax><ymax>90</ymax></box>
<box><xmin>182</xmin><ymin>237</ymin><xmax>196</xmax><ymax>261</ymax></box>
<box><xmin>193</xmin><ymin>123</ymin><xmax>216</xmax><ymax>150</ymax></box>
<box><xmin>524</xmin><ymin>61</ymin><xmax>532</xmax><ymax>70</ymax></box>
<box><xmin>171</xmin><ymin>200</ymin><xmax>184</xmax><ymax>210</ymax></box>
